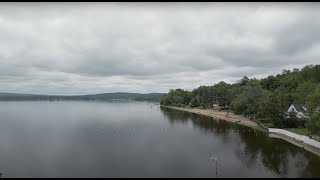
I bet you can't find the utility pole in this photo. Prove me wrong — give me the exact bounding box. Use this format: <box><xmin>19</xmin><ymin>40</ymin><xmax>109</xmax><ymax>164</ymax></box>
<box><xmin>216</xmin><ymin>159</ymin><xmax>218</xmax><ymax>178</ymax></box>
<box><xmin>210</xmin><ymin>155</ymin><xmax>218</xmax><ymax>178</ymax></box>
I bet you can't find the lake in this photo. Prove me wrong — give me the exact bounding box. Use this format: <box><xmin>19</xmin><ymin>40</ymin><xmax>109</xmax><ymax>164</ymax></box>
<box><xmin>0</xmin><ymin>101</ymin><xmax>319</xmax><ymax>178</ymax></box>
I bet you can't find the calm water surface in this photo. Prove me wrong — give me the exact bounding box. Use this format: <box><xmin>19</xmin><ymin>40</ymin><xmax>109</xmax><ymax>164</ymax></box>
<box><xmin>0</xmin><ymin>101</ymin><xmax>319</xmax><ymax>178</ymax></box>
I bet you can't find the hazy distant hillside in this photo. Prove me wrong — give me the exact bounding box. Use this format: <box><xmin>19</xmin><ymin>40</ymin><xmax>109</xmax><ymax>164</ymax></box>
<box><xmin>0</xmin><ymin>92</ymin><xmax>165</xmax><ymax>102</ymax></box>
<box><xmin>0</xmin><ymin>93</ymin><xmax>38</xmax><ymax>97</ymax></box>
<box><xmin>73</xmin><ymin>92</ymin><xmax>165</xmax><ymax>101</ymax></box>
<box><xmin>0</xmin><ymin>93</ymin><xmax>18</xmax><ymax>96</ymax></box>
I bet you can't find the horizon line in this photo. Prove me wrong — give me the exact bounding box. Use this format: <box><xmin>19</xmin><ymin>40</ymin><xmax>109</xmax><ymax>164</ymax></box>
<box><xmin>0</xmin><ymin>92</ymin><xmax>167</xmax><ymax>97</ymax></box>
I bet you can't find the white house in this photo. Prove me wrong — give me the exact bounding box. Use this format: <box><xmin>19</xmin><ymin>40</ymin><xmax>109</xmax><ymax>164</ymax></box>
<box><xmin>287</xmin><ymin>104</ymin><xmax>309</xmax><ymax>119</ymax></box>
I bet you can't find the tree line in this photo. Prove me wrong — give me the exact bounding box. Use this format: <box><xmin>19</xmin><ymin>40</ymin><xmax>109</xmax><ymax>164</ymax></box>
<box><xmin>0</xmin><ymin>92</ymin><xmax>164</xmax><ymax>102</ymax></box>
<box><xmin>160</xmin><ymin>64</ymin><xmax>320</xmax><ymax>133</ymax></box>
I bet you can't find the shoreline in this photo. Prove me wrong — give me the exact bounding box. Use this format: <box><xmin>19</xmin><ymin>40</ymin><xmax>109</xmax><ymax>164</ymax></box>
<box><xmin>163</xmin><ymin>106</ymin><xmax>320</xmax><ymax>157</ymax></box>
<box><xmin>269</xmin><ymin>133</ymin><xmax>320</xmax><ymax>157</ymax></box>
<box><xmin>163</xmin><ymin>106</ymin><xmax>267</xmax><ymax>132</ymax></box>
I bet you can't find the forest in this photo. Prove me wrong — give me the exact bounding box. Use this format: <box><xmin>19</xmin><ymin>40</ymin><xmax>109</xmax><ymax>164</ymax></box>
<box><xmin>160</xmin><ymin>64</ymin><xmax>320</xmax><ymax>133</ymax></box>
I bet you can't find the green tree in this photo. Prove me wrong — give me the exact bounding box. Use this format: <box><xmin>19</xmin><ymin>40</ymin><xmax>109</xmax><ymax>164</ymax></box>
<box><xmin>260</xmin><ymin>87</ymin><xmax>289</xmax><ymax>128</ymax></box>
<box><xmin>283</xmin><ymin>111</ymin><xmax>302</xmax><ymax>128</ymax></box>
<box><xmin>237</xmin><ymin>76</ymin><xmax>249</xmax><ymax>86</ymax></box>
<box><xmin>305</xmin><ymin>85</ymin><xmax>320</xmax><ymax>133</ymax></box>
<box><xmin>292</xmin><ymin>81</ymin><xmax>317</xmax><ymax>104</ymax></box>
<box><xmin>231</xmin><ymin>80</ymin><xmax>267</xmax><ymax>119</ymax></box>
<box><xmin>260</xmin><ymin>75</ymin><xmax>280</xmax><ymax>91</ymax></box>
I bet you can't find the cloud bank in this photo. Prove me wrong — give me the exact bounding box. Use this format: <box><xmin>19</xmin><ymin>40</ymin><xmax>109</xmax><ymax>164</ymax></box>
<box><xmin>0</xmin><ymin>2</ymin><xmax>320</xmax><ymax>95</ymax></box>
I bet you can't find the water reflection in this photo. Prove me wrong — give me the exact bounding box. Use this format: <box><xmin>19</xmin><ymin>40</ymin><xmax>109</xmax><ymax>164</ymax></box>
<box><xmin>160</xmin><ymin>106</ymin><xmax>320</xmax><ymax>178</ymax></box>
<box><xmin>0</xmin><ymin>101</ymin><xmax>319</xmax><ymax>178</ymax></box>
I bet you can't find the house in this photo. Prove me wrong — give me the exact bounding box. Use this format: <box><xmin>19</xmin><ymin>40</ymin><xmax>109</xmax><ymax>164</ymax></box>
<box><xmin>213</xmin><ymin>100</ymin><xmax>229</xmax><ymax>111</ymax></box>
<box><xmin>287</xmin><ymin>104</ymin><xmax>309</xmax><ymax>119</ymax></box>
<box><xmin>212</xmin><ymin>101</ymin><xmax>219</xmax><ymax>109</ymax></box>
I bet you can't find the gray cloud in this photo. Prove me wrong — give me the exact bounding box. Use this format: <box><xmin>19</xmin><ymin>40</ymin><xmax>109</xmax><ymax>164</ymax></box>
<box><xmin>0</xmin><ymin>2</ymin><xmax>320</xmax><ymax>95</ymax></box>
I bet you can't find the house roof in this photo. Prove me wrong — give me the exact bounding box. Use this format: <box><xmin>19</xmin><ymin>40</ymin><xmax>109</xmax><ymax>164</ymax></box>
<box><xmin>292</xmin><ymin>104</ymin><xmax>307</xmax><ymax>113</ymax></box>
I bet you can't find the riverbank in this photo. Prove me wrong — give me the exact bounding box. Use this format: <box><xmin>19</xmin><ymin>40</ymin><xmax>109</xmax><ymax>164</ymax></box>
<box><xmin>163</xmin><ymin>106</ymin><xmax>267</xmax><ymax>132</ymax></box>
<box><xmin>163</xmin><ymin>106</ymin><xmax>320</xmax><ymax>156</ymax></box>
<box><xmin>269</xmin><ymin>132</ymin><xmax>320</xmax><ymax>157</ymax></box>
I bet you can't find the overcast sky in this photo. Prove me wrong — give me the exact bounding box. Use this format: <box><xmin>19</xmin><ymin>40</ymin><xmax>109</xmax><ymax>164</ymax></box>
<box><xmin>0</xmin><ymin>2</ymin><xmax>320</xmax><ymax>95</ymax></box>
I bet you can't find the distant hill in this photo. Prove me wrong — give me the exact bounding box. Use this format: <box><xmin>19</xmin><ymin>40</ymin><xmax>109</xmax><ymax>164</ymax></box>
<box><xmin>0</xmin><ymin>93</ymin><xmax>18</xmax><ymax>96</ymax></box>
<box><xmin>0</xmin><ymin>92</ymin><xmax>38</xmax><ymax>97</ymax></box>
<box><xmin>0</xmin><ymin>92</ymin><xmax>166</xmax><ymax>102</ymax></box>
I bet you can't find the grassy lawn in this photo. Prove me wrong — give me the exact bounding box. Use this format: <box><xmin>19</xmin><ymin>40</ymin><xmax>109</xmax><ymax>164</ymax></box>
<box><xmin>284</xmin><ymin>128</ymin><xmax>320</xmax><ymax>141</ymax></box>
<box><xmin>284</xmin><ymin>128</ymin><xmax>308</xmax><ymax>136</ymax></box>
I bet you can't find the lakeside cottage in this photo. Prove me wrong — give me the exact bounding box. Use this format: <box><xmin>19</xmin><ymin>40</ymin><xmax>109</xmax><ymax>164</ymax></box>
<box><xmin>213</xmin><ymin>100</ymin><xmax>229</xmax><ymax>111</ymax></box>
<box><xmin>287</xmin><ymin>104</ymin><xmax>309</xmax><ymax>119</ymax></box>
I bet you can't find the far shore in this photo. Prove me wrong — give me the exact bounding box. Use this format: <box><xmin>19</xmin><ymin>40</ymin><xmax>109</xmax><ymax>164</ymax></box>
<box><xmin>162</xmin><ymin>105</ymin><xmax>320</xmax><ymax>157</ymax></box>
